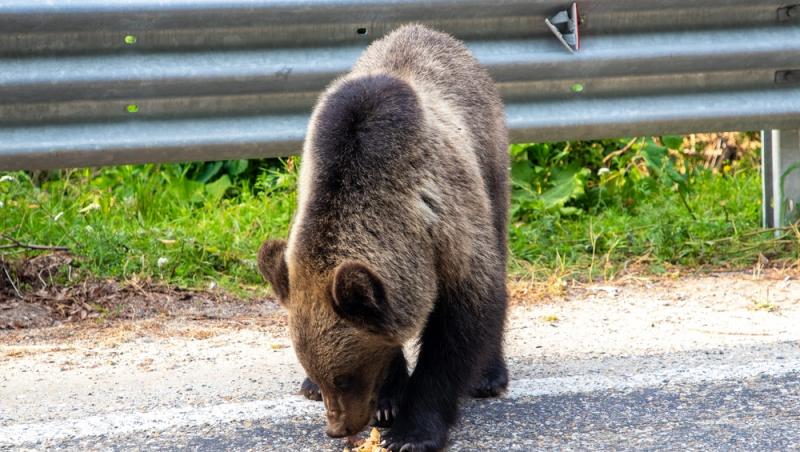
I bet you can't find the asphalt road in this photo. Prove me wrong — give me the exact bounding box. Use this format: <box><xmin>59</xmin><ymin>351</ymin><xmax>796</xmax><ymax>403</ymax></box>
<box><xmin>2</xmin><ymin>275</ymin><xmax>799</xmax><ymax>451</ymax></box>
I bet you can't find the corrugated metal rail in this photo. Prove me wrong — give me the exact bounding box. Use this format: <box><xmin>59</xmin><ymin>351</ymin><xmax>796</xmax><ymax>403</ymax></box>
<box><xmin>0</xmin><ymin>1</ymin><xmax>799</xmax><ymax>222</ymax></box>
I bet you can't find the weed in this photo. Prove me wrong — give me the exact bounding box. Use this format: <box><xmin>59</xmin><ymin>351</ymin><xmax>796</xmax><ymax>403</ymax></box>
<box><xmin>750</xmin><ymin>300</ymin><xmax>779</xmax><ymax>313</ymax></box>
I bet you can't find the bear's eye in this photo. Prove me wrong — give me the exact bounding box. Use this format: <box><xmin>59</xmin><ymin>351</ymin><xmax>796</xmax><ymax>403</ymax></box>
<box><xmin>333</xmin><ymin>375</ymin><xmax>354</xmax><ymax>392</ymax></box>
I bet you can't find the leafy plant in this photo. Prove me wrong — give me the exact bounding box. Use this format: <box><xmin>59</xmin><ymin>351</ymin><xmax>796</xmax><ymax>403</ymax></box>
<box><xmin>640</xmin><ymin>137</ymin><xmax>695</xmax><ymax>219</ymax></box>
<box><xmin>186</xmin><ymin>159</ymin><xmax>248</xmax><ymax>184</ymax></box>
<box><xmin>511</xmin><ymin>135</ymin><xmax>699</xmax><ymax>220</ymax></box>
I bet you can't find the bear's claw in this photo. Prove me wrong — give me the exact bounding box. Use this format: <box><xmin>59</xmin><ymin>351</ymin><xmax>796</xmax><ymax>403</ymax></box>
<box><xmin>372</xmin><ymin>400</ymin><xmax>398</xmax><ymax>428</ymax></box>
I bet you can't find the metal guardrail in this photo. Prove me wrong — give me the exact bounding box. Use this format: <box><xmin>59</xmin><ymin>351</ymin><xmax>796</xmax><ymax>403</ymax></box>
<box><xmin>0</xmin><ymin>1</ymin><xmax>799</xmax><ymax>223</ymax></box>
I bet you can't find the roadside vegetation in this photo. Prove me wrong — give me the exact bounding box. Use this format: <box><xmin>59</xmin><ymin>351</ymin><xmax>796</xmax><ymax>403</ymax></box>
<box><xmin>1</xmin><ymin>132</ymin><xmax>798</xmax><ymax>300</ymax></box>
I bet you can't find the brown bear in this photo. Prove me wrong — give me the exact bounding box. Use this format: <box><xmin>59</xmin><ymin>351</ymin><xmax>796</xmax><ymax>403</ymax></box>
<box><xmin>258</xmin><ymin>24</ymin><xmax>509</xmax><ymax>451</ymax></box>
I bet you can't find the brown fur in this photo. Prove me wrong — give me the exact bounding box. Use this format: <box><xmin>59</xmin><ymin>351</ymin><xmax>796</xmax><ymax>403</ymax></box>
<box><xmin>259</xmin><ymin>24</ymin><xmax>509</xmax><ymax>450</ymax></box>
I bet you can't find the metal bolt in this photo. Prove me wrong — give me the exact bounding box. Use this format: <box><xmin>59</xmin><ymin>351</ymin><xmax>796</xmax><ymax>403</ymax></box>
<box><xmin>776</xmin><ymin>70</ymin><xmax>798</xmax><ymax>84</ymax></box>
<box><xmin>778</xmin><ymin>5</ymin><xmax>799</xmax><ymax>21</ymax></box>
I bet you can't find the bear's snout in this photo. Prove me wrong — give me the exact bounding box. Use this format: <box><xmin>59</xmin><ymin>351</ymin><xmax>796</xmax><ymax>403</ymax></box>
<box><xmin>324</xmin><ymin>400</ymin><xmax>372</xmax><ymax>438</ymax></box>
<box><xmin>324</xmin><ymin>410</ymin><xmax>364</xmax><ymax>438</ymax></box>
<box><xmin>324</xmin><ymin>419</ymin><xmax>352</xmax><ymax>438</ymax></box>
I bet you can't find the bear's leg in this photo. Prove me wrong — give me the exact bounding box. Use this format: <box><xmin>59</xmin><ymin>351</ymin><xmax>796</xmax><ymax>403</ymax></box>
<box><xmin>470</xmin><ymin>346</ymin><xmax>508</xmax><ymax>398</ymax></box>
<box><xmin>384</xmin><ymin>279</ymin><xmax>505</xmax><ymax>451</ymax></box>
<box><xmin>299</xmin><ymin>377</ymin><xmax>322</xmax><ymax>401</ymax></box>
<box><xmin>372</xmin><ymin>349</ymin><xmax>409</xmax><ymax>428</ymax></box>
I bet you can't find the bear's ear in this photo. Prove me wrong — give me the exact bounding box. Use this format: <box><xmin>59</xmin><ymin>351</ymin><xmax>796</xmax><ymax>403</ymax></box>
<box><xmin>258</xmin><ymin>240</ymin><xmax>290</xmax><ymax>304</ymax></box>
<box><xmin>331</xmin><ymin>261</ymin><xmax>389</xmax><ymax>333</ymax></box>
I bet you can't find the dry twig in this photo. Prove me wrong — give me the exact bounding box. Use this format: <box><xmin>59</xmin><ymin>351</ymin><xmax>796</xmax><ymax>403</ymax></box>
<box><xmin>602</xmin><ymin>138</ymin><xmax>639</xmax><ymax>164</ymax></box>
<box><xmin>2</xmin><ymin>264</ymin><xmax>22</xmax><ymax>299</ymax></box>
<box><xmin>0</xmin><ymin>234</ymin><xmax>69</xmax><ymax>252</ymax></box>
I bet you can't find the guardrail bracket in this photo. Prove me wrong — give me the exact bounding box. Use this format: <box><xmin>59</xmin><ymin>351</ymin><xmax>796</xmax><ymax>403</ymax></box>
<box><xmin>546</xmin><ymin>2</ymin><xmax>580</xmax><ymax>53</ymax></box>
<box><xmin>763</xmin><ymin>130</ymin><xmax>800</xmax><ymax>228</ymax></box>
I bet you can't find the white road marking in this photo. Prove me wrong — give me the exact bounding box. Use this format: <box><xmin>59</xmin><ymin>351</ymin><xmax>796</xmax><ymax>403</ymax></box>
<box><xmin>507</xmin><ymin>356</ymin><xmax>799</xmax><ymax>398</ymax></box>
<box><xmin>0</xmin><ymin>397</ymin><xmax>321</xmax><ymax>447</ymax></box>
<box><xmin>2</xmin><ymin>357</ymin><xmax>798</xmax><ymax>446</ymax></box>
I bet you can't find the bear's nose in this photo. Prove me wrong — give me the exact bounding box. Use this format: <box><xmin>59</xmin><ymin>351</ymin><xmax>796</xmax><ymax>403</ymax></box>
<box><xmin>325</xmin><ymin>423</ymin><xmax>350</xmax><ymax>438</ymax></box>
<box><xmin>325</xmin><ymin>409</ymin><xmax>349</xmax><ymax>438</ymax></box>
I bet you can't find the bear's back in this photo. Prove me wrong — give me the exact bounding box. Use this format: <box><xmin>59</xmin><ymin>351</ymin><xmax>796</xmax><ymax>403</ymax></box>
<box><xmin>353</xmin><ymin>24</ymin><xmax>509</xmax><ymax>260</ymax></box>
<box><xmin>289</xmin><ymin>25</ymin><xmax>508</xmax><ymax>314</ymax></box>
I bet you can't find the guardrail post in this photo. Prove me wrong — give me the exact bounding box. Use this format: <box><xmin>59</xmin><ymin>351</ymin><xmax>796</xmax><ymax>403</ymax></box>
<box><xmin>762</xmin><ymin>129</ymin><xmax>800</xmax><ymax>229</ymax></box>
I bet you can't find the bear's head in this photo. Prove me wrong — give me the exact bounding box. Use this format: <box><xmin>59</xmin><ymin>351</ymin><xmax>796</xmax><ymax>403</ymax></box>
<box><xmin>258</xmin><ymin>239</ymin><xmax>402</xmax><ymax>438</ymax></box>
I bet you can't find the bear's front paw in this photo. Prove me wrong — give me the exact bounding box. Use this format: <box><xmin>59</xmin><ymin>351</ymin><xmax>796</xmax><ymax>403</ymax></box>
<box><xmin>382</xmin><ymin>435</ymin><xmax>444</xmax><ymax>452</ymax></box>
<box><xmin>372</xmin><ymin>373</ymin><xmax>406</xmax><ymax>428</ymax></box>
<box><xmin>470</xmin><ymin>359</ymin><xmax>509</xmax><ymax>398</ymax></box>
<box><xmin>299</xmin><ymin>377</ymin><xmax>322</xmax><ymax>401</ymax></box>
<box><xmin>371</xmin><ymin>395</ymin><xmax>398</xmax><ymax>428</ymax></box>
<box><xmin>382</xmin><ymin>423</ymin><xmax>446</xmax><ymax>452</ymax></box>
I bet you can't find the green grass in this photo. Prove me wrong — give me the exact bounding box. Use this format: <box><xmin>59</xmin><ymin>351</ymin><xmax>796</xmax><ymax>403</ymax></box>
<box><xmin>0</xmin><ymin>162</ymin><xmax>296</xmax><ymax>297</ymax></box>
<box><xmin>509</xmin><ymin>166</ymin><xmax>796</xmax><ymax>281</ymax></box>
<box><xmin>1</xmin><ymin>137</ymin><xmax>798</xmax><ymax>298</ymax></box>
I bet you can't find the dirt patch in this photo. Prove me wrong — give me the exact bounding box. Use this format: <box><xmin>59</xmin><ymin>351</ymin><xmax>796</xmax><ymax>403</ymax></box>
<box><xmin>508</xmin><ymin>264</ymin><xmax>800</xmax><ymax>305</ymax></box>
<box><xmin>1</xmin><ymin>253</ymin><xmax>279</xmax><ymax>330</ymax></box>
<box><xmin>3</xmin><ymin>251</ymin><xmax>797</xmax><ymax>334</ymax></box>
<box><xmin>1</xmin><ymin>313</ymin><xmax>289</xmax><ymax>347</ymax></box>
